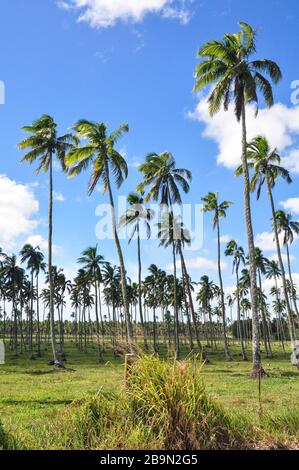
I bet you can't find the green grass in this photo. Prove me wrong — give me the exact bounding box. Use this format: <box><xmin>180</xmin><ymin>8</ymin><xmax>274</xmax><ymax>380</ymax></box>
<box><xmin>0</xmin><ymin>340</ymin><xmax>299</xmax><ymax>449</ymax></box>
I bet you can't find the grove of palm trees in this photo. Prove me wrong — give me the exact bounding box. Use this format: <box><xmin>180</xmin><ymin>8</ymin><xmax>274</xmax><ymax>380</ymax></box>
<box><xmin>1</xmin><ymin>7</ymin><xmax>299</xmax><ymax>454</ymax></box>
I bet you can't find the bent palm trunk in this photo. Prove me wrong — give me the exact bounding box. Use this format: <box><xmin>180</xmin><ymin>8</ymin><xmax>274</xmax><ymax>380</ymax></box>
<box><xmin>104</xmin><ymin>159</ymin><xmax>132</xmax><ymax>348</ymax></box>
<box><xmin>241</xmin><ymin>103</ymin><xmax>261</xmax><ymax>378</ymax></box>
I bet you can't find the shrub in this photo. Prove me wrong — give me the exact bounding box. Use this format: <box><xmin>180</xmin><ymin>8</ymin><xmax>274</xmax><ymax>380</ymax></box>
<box><xmin>127</xmin><ymin>356</ymin><xmax>250</xmax><ymax>449</ymax></box>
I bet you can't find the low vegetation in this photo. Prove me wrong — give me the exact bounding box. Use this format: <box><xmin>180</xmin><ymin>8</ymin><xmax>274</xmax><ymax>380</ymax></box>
<box><xmin>1</xmin><ymin>343</ymin><xmax>298</xmax><ymax>450</ymax></box>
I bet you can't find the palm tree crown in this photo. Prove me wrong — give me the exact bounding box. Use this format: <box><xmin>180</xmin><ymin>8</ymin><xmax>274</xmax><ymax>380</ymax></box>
<box><xmin>194</xmin><ymin>22</ymin><xmax>282</xmax><ymax>120</ymax></box>
<box><xmin>66</xmin><ymin>120</ymin><xmax>129</xmax><ymax>194</ymax></box>
<box><xmin>18</xmin><ymin>114</ymin><xmax>77</xmax><ymax>173</ymax></box>
<box><xmin>137</xmin><ymin>152</ymin><xmax>192</xmax><ymax>206</ymax></box>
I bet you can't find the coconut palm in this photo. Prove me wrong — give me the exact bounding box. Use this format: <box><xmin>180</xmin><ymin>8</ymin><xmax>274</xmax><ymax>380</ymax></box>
<box><xmin>120</xmin><ymin>192</ymin><xmax>154</xmax><ymax>350</ymax></box>
<box><xmin>138</xmin><ymin>152</ymin><xmax>192</xmax><ymax>357</ymax></box>
<box><xmin>197</xmin><ymin>275</ymin><xmax>218</xmax><ymax>347</ymax></box>
<box><xmin>201</xmin><ymin>192</ymin><xmax>232</xmax><ymax>360</ymax></box>
<box><xmin>18</xmin><ymin>115</ymin><xmax>77</xmax><ymax>366</ymax></box>
<box><xmin>242</xmin><ymin>136</ymin><xmax>297</xmax><ymax>358</ymax></box>
<box><xmin>225</xmin><ymin>240</ymin><xmax>247</xmax><ymax>359</ymax></box>
<box><xmin>20</xmin><ymin>244</ymin><xmax>46</xmax><ymax>357</ymax></box>
<box><xmin>78</xmin><ymin>246</ymin><xmax>105</xmax><ymax>361</ymax></box>
<box><xmin>65</xmin><ymin>120</ymin><xmax>132</xmax><ymax>346</ymax></box>
<box><xmin>194</xmin><ymin>22</ymin><xmax>282</xmax><ymax>377</ymax></box>
<box><xmin>275</xmin><ymin>210</ymin><xmax>299</xmax><ymax>318</ymax></box>
<box><xmin>1</xmin><ymin>254</ymin><xmax>25</xmax><ymax>355</ymax></box>
<box><xmin>157</xmin><ymin>213</ymin><xmax>206</xmax><ymax>359</ymax></box>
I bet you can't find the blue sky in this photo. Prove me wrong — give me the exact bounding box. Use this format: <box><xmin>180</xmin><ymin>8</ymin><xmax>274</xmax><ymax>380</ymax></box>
<box><xmin>0</xmin><ymin>0</ymin><xmax>299</xmax><ymax>299</ymax></box>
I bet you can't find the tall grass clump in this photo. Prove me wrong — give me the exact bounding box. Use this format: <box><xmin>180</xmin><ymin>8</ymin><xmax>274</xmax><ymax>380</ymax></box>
<box><xmin>70</xmin><ymin>391</ymin><xmax>160</xmax><ymax>450</ymax></box>
<box><xmin>0</xmin><ymin>421</ymin><xmax>17</xmax><ymax>450</ymax></box>
<box><xmin>126</xmin><ymin>356</ymin><xmax>251</xmax><ymax>449</ymax></box>
<box><xmin>260</xmin><ymin>407</ymin><xmax>299</xmax><ymax>442</ymax></box>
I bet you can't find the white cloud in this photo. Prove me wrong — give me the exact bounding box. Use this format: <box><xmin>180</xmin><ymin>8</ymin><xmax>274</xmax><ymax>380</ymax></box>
<box><xmin>280</xmin><ymin>197</ymin><xmax>299</xmax><ymax>214</ymax></box>
<box><xmin>24</xmin><ymin>234</ymin><xmax>62</xmax><ymax>255</ymax></box>
<box><xmin>58</xmin><ymin>0</ymin><xmax>191</xmax><ymax>28</ymax></box>
<box><xmin>219</xmin><ymin>234</ymin><xmax>231</xmax><ymax>244</ymax></box>
<box><xmin>188</xmin><ymin>99</ymin><xmax>299</xmax><ymax>170</ymax></box>
<box><xmin>25</xmin><ymin>234</ymin><xmax>49</xmax><ymax>250</ymax></box>
<box><xmin>128</xmin><ymin>160</ymin><xmax>142</xmax><ymax>169</ymax></box>
<box><xmin>268</xmin><ymin>252</ymin><xmax>295</xmax><ymax>264</ymax></box>
<box><xmin>0</xmin><ymin>175</ymin><xmax>40</xmax><ymax>251</ymax></box>
<box><xmin>53</xmin><ymin>191</ymin><xmax>65</xmax><ymax>202</ymax></box>
<box><xmin>282</xmin><ymin>149</ymin><xmax>299</xmax><ymax>174</ymax></box>
<box><xmin>255</xmin><ymin>230</ymin><xmax>298</xmax><ymax>252</ymax></box>
<box><xmin>167</xmin><ymin>256</ymin><xmax>226</xmax><ymax>271</ymax></box>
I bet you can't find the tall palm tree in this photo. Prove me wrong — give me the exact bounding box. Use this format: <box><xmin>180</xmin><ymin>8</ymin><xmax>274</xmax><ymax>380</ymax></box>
<box><xmin>102</xmin><ymin>263</ymin><xmax>122</xmax><ymax>341</ymax></box>
<box><xmin>194</xmin><ymin>22</ymin><xmax>282</xmax><ymax>377</ymax></box>
<box><xmin>66</xmin><ymin>120</ymin><xmax>132</xmax><ymax>346</ymax></box>
<box><xmin>275</xmin><ymin>210</ymin><xmax>299</xmax><ymax>318</ymax></box>
<box><xmin>266</xmin><ymin>260</ymin><xmax>285</xmax><ymax>348</ymax></box>
<box><xmin>119</xmin><ymin>192</ymin><xmax>154</xmax><ymax>350</ymax></box>
<box><xmin>1</xmin><ymin>254</ymin><xmax>25</xmax><ymax>355</ymax></box>
<box><xmin>202</xmin><ymin>192</ymin><xmax>232</xmax><ymax>360</ymax></box>
<box><xmin>157</xmin><ymin>213</ymin><xmax>207</xmax><ymax>359</ymax></box>
<box><xmin>225</xmin><ymin>240</ymin><xmax>247</xmax><ymax>359</ymax></box>
<box><xmin>18</xmin><ymin>115</ymin><xmax>76</xmax><ymax>367</ymax></box>
<box><xmin>197</xmin><ymin>275</ymin><xmax>218</xmax><ymax>347</ymax></box>
<box><xmin>78</xmin><ymin>246</ymin><xmax>105</xmax><ymax>361</ymax></box>
<box><xmin>138</xmin><ymin>152</ymin><xmax>192</xmax><ymax>357</ymax></box>
<box><xmin>243</xmin><ymin>136</ymin><xmax>297</xmax><ymax>358</ymax></box>
<box><xmin>20</xmin><ymin>244</ymin><xmax>46</xmax><ymax>357</ymax></box>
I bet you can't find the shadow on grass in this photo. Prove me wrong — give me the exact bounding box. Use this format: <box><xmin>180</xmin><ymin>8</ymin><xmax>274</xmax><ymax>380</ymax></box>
<box><xmin>1</xmin><ymin>399</ymin><xmax>73</xmax><ymax>406</ymax></box>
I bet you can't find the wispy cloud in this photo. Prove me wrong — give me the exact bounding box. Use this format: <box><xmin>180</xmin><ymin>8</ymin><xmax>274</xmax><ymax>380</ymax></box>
<box><xmin>53</xmin><ymin>191</ymin><xmax>66</xmax><ymax>202</ymax></box>
<box><xmin>0</xmin><ymin>175</ymin><xmax>40</xmax><ymax>251</ymax></box>
<box><xmin>58</xmin><ymin>0</ymin><xmax>192</xmax><ymax>29</ymax></box>
<box><xmin>188</xmin><ymin>98</ymin><xmax>299</xmax><ymax>170</ymax></box>
<box><xmin>166</xmin><ymin>256</ymin><xmax>227</xmax><ymax>271</ymax></box>
<box><xmin>280</xmin><ymin>197</ymin><xmax>299</xmax><ymax>214</ymax></box>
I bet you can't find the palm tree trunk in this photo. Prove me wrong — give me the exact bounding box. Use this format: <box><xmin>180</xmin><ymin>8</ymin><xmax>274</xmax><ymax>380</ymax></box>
<box><xmin>48</xmin><ymin>156</ymin><xmax>59</xmax><ymax>365</ymax></box>
<box><xmin>217</xmin><ymin>220</ymin><xmax>231</xmax><ymax>360</ymax></box>
<box><xmin>172</xmin><ymin>243</ymin><xmax>180</xmax><ymax>358</ymax></box>
<box><xmin>104</xmin><ymin>159</ymin><xmax>132</xmax><ymax>348</ymax></box>
<box><xmin>137</xmin><ymin>225</ymin><xmax>148</xmax><ymax>350</ymax></box>
<box><xmin>266</xmin><ymin>177</ymin><xmax>297</xmax><ymax>358</ymax></box>
<box><xmin>36</xmin><ymin>276</ymin><xmax>41</xmax><ymax>357</ymax></box>
<box><xmin>286</xmin><ymin>243</ymin><xmax>299</xmax><ymax>319</ymax></box>
<box><xmin>236</xmin><ymin>268</ymin><xmax>247</xmax><ymax>360</ymax></box>
<box><xmin>29</xmin><ymin>270</ymin><xmax>34</xmax><ymax>358</ymax></box>
<box><xmin>241</xmin><ymin>103</ymin><xmax>261</xmax><ymax>378</ymax></box>
<box><xmin>94</xmin><ymin>277</ymin><xmax>103</xmax><ymax>362</ymax></box>
<box><xmin>178</xmin><ymin>244</ymin><xmax>207</xmax><ymax>360</ymax></box>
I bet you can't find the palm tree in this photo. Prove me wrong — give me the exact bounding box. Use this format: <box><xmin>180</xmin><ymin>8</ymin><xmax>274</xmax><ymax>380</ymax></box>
<box><xmin>253</xmin><ymin>247</ymin><xmax>273</xmax><ymax>358</ymax></box>
<box><xmin>78</xmin><ymin>246</ymin><xmax>105</xmax><ymax>361</ymax></box>
<box><xmin>197</xmin><ymin>275</ymin><xmax>218</xmax><ymax>347</ymax></box>
<box><xmin>194</xmin><ymin>22</ymin><xmax>282</xmax><ymax>377</ymax></box>
<box><xmin>243</xmin><ymin>136</ymin><xmax>297</xmax><ymax>358</ymax></box>
<box><xmin>225</xmin><ymin>240</ymin><xmax>247</xmax><ymax>359</ymax></box>
<box><xmin>66</xmin><ymin>120</ymin><xmax>132</xmax><ymax>346</ymax></box>
<box><xmin>275</xmin><ymin>210</ymin><xmax>299</xmax><ymax>318</ymax></box>
<box><xmin>18</xmin><ymin>115</ymin><xmax>76</xmax><ymax>367</ymax></box>
<box><xmin>157</xmin><ymin>213</ymin><xmax>207</xmax><ymax>359</ymax></box>
<box><xmin>120</xmin><ymin>192</ymin><xmax>154</xmax><ymax>350</ymax></box>
<box><xmin>202</xmin><ymin>192</ymin><xmax>232</xmax><ymax>360</ymax></box>
<box><xmin>138</xmin><ymin>152</ymin><xmax>192</xmax><ymax>357</ymax></box>
<box><xmin>102</xmin><ymin>263</ymin><xmax>121</xmax><ymax>342</ymax></box>
<box><xmin>1</xmin><ymin>254</ymin><xmax>25</xmax><ymax>355</ymax></box>
<box><xmin>20</xmin><ymin>244</ymin><xmax>46</xmax><ymax>357</ymax></box>
<box><xmin>266</xmin><ymin>260</ymin><xmax>285</xmax><ymax>349</ymax></box>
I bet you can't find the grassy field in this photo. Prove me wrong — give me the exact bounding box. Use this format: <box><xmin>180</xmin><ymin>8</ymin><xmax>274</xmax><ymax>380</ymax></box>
<box><xmin>1</xmin><ymin>340</ymin><xmax>299</xmax><ymax>449</ymax></box>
